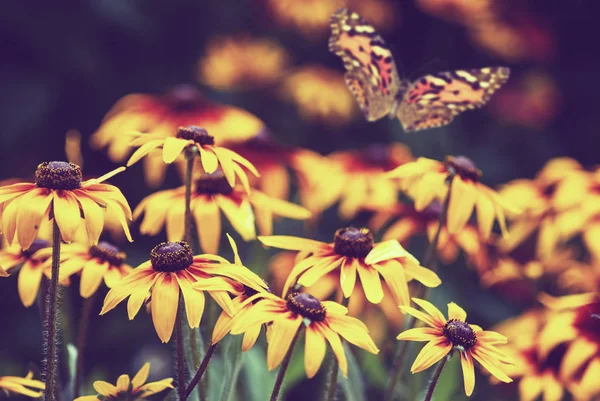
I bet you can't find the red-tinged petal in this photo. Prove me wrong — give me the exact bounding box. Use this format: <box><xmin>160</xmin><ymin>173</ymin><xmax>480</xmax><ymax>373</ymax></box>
<box><xmin>460</xmin><ymin>351</ymin><xmax>475</xmax><ymax>396</ymax></box>
<box><xmin>16</xmin><ymin>188</ymin><xmax>53</xmax><ymax>250</ymax></box>
<box><xmin>447</xmin><ymin>178</ymin><xmax>477</xmax><ymax>234</ymax></box>
<box><xmin>162</xmin><ymin>137</ymin><xmax>188</xmax><ymax>164</ymax></box>
<box><xmin>304</xmin><ymin>326</ymin><xmax>326</xmax><ymax>378</ymax></box>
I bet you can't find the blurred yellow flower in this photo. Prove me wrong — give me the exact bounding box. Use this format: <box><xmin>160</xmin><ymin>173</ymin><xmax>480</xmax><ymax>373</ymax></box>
<box><xmin>281</xmin><ymin>66</ymin><xmax>357</xmax><ymax>126</ymax></box>
<box><xmin>0</xmin><ymin>371</ymin><xmax>44</xmax><ymax>398</ymax></box>
<box><xmin>74</xmin><ymin>363</ymin><xmax>173</xmax><ymax>401</ymax></box>
<box><xmin>90</xmin><ymin>85</ymin><xmax>266</xmax><ymax>187</ymax></box>
<box><xmin>292</xmin><ymin>144</ymin><xmax>413</xmax><ymax>219</ymax></box>
<box><xmin>198</xmin><ymin>36</ymin><xmax>289</xmax><ymax>91</ymax></box>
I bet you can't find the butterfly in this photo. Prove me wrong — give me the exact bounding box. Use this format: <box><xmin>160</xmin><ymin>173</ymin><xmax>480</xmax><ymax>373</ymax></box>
<box><xmin>329</xmin><ymin>8</ymin><xmax>510</xmax><ymax>132</ymax></box>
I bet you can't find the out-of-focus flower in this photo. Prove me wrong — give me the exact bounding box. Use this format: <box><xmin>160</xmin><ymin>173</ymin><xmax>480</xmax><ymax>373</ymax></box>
<box><xmin>100</xmin><ymin>240</ymin><xmax>268</xmax><ymax>342</ymax></box>
<box><xmin>126</xmin><ymin>126</ymin><xmax>259</xmax><ymax>193</ymax></box>
<box><xmin>0</xmin><ymin>371</ymin><xmax>44</xmax><ymax>398</ymax></box>
<box><xmin>65</xmin><ymin>129</ymin><xmax>84</xmax><ymax>168</ymax></box>
<box><xmin>489</xmin><ymin>72</ymin><xmax>561</xmax><ymax>129</ymax></box>
<box><xmin>293</xmin><ymin>144</ymin><xmax>413</xmax><ymax>219</ymax></box>
<box><xmin>0</xmin><ymin>162</ymin><xmax>132</xmax><ymax>250</ymax></box>
<box><xmin>74</xmin><ymin>362</ymin><xmax>173</xmax><ymax>401</ymax></box>
<box><xmin>558</xmin><ymin>262</ymin><xmax>600</xmax><ymax>295</ymax></box>
<box><xmin>281</xmin><ymin>66</ymin><xmax>358</xmax><ymax>126</ymax></box>
<box><xmin>370</xmin><ymin>200</ymin><xmax>483</xmax><ymax>264</ymax></box>
<box><xmin>538</xmin><ymin>293</ymin><xmax>600</xmax><ymax>400</ymax></box>
<box><xmin>266</xmin><ymin>0</ymin><xmax>396</xmax><ymax>37</ymax></box>
<box><xmin>493</xmin><ymin>309</ymin><xmax>568</xmax><ymax>401</ymax></box>
<box><xmin>134</xmin><ymin>169</ymin><xmax>311</xmax><ymax>254</ymax></box>
<box><xmin>415</xmin><ymin>0</ymin><xmax>495</xmax><ymax>25</ymax></box>
<box><xmin>198</xmin><ymin>36</ymin><xmax>289</xmax><ymax>91</ymax></box>
<box><xmin>387</xmin><ymin>156</ymin><xmax>520</xmax><ymax>238</ymax></box>
<box><xmin>259</xmin><ymin>227</ymin><xmax>441</xmax><ymax>305</ymax></box>
<box><xmin>0</xmin><ymin>240</ymin><xmax>54</xmax><ymax>307</ymax></box>
<box><xmin>90</xmin><ymin>85</ymin><xmax>266</xmax><ymax>187</ymax></box>
<box><xmin>53</xmin><ymin>241</ymin><xmax>132</xmax><ymax>298</ymax></box>
<box><xmin>398</xmin><ymin>298</ymin><xmax>513</xmax><ymax>396</ymax></box>
<box><xmin>231</xmin><ymin>291</ymin><xmax>379</xmax><ymax>378</ymax></box>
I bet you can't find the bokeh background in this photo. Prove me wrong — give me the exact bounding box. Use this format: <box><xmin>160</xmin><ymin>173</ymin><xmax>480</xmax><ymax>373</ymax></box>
<box><xmin>1</xmin><ymin>1</ymin><xmax>598</xmax><ymax>400</ymax></box>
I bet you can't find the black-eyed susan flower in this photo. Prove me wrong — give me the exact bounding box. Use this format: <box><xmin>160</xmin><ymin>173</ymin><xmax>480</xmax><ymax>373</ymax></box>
<box><xmin>370</xmin><ymin>200</ymin><xmax>483</xmax><ymax>265</ymax></box>
<box><xmin>387</xmin><ymin>156</ymin><xmax>520</xmax><ymax>238</ymax></box>
<box><xmin>0</xmin><ymin>371</ymin><xmax>45</xmax><ymax>398</ymax></box>
<box><xmin>74</xmin><ymin>362</ymin><xmax>173</xmax><ymax>401</ymax></box>
<box><xmin>231</xmin><ymin>291</ymin><xmax>379</xmax><ymax>378</ymax></box>
<box><xmin>134</xmin><ymin>169</ymin><xmax>311</xmax><ymax>254</ymax></box>
<box><xmin>259</xmin><ymin>227</ymin><xmax>441</xmax><ymax>306</ymax></box>
<box><xmin>0</xmin><ymin>162</ymin><xmax>132</xmax><ymax>250</ymax></box>
<box><xmin>90</xmin><ymin>85</ymin><xmax>266</xmax><ymax>187</ymax></box>
<box><xmin>281</xmin><ymin>66</ymin><xmax>358</xmax><ymax>126</ymax></box>
<box><xmin>100</xmin><ymin>240</ymin><xmax>268</xmax><ymax>343</ymax></box>
<box><xmin>292</xmin><ymin>144</ymin><xmax>413</xmax><ymax>219</ymax></box>
<box><xmin>54</xmin><ymin>241</ymin><xmax>132</xmax><ymax>298</ymax></box>
<box><xmin>198</xmin><ymin>36</ymin><xmax>289</xmax><ymax>91</ymax></box>
<box><xmin>127</xmin><ymin>126</ymin><xmax>259</xmax><ymax>192</ymax></box>
<box><xmin>397</xmin><ymin>298</ymin><xmax>513</xmax><ymax>396</ymax></box>
<box><xmin>0</xmin><ymin>239</ymin><xmax>52</xmax><ymax>307</ymax></box>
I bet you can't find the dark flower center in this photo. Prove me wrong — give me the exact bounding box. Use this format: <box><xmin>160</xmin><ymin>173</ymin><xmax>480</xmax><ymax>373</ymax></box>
<box><xmin>443</xmin><ymin>319</ymin><xmax>477</xmax><ymax>349</ymax></box>
<box><xmin>89</xmin><ymin>241</ymin><xmax>126</xmax><ymax>266</ymax></box>
<box><xmin>150</xmin><ymin>241</ymin><xmax>193</xmax><ymax>272</ymax></box>
<box><xmin>333</xmin><ymin>227</ymin><xmax>374</xmax><ymax>258</ymax></box>
<box><xmin>286</xmin><ymin>292</ymin><xmax>326</xmax><ymax>322</ymax></box>
<box><xmin>35</xmin><ymin>161</ymin><xmax>82</xmax><ymax>190</ymax></box>
<box><xmin>21</xmin><ymin>239</ymin><xmax>50</xmax><ymax>257</ymax></box>
<box><xmin>194</xmin><ymin>170</ymin><xmax>233</xmax><ymax>195</ymax></box>
<box><xmin>444</xmin><ymin>156</ymin><xmax>481</xmax><ymax>182</ymax></box>
<box><xmin>573</xmin><ymin>302</ymin><xmax>600</xmax><ymax>342</ymax></box>
<box><xmin>164</xmin><ymin>84</ymin><xmax>206</xmax><ymax>111</ymax></box>
<box><xmin>176</xmin><ymin>126</ymin><xmax>215</xmax><ymax>146</ymax></box>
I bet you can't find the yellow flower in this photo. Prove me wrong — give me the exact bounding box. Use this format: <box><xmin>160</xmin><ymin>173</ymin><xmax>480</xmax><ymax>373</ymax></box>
<box><xmin>90</xmin><ymin>85</ymin><xmax>266</xmax><ymax>187</ymax></box>
<box><xmin>0</xmin><ymin>371</ymin><xmax>45</xmax><ymax>398</ymax></box>
<box><xmin>0</xmin><ymin>240</ymin><xmax>53</xmax><ymax>307</ymax></box>
<box><xmin>134</xmin><ymin>169</ymin><xmax>311</xmax><ymax>254</ymax></box>
<box><xmin>0</xmin><ymin>162</ymin><xmax>132</xmax><ymax>250</ymax></box>
<box><xmin>370</xmin><ymin>201</ymin><xmax>483</xmax><ymax>265</ymax></box>
<box><xmin>281</xmin><ymin>66</ymin><xmax>357</xmax><ymax>126</ymax></box>
<box><xmin>53</xmin><ymin>241</ymin><xmax>133</xmax><ymax>298</ymax></box>
<box><xmin>126</xmin><ymin>126</ymin><xmax>259</xmax><ymax>192</ymax></box>
<box><xmin>397</xmin><ymin>298</ymin><xmax>513</xmax><ymax>396</ymax></box>
<box><xmin>292</xmin><ymin>144</ymin><xmax>413</xmax><ymax>219</ymax></box>
<box><xmin>259</xmin><ymin>227</ymin><xmax>441</xmax><ymax>305</ymax></box>
<box><xmin>100</xmin><ymin>240</ymin><xmax>268</xmax><ymax>342</ymax></box>
<box><xmin>74</xmin><ymin>362</ymin><xmax>173</xmax><ymax>401</ymax></box>
<box><xmin>198</xmin><ymin>36</ymin><xmax>289</xmax><ymax>91</ymax></box>
<box><xmin>387</xmin><ymin>156</ymin><xmax>520</xmax><ymax>238</ymax></box>
<box><xmin>231</xmin><ymin>291</ymin><xmax>379</xmax><ymax>378</ymax></box>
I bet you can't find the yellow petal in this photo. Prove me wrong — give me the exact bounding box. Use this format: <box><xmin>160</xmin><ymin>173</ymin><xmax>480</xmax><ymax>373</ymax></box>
<box><xmin>80</xmin><ymin>260</ymin><xmax>110</xmax><ymax>298</ymax></box>
<box><xmin>412</xmin><ymin>298</ymin><xmax>447</xmax><ymax>326</ymax></box>
<box><xmin>320</xmin><ymin>325</ymin><xmax>348</xmax><ymax>377</ymax></box>
<box><xmin>93</xmin><ymin>380</ymin><xmax>117</xmax><ymax>396</ymax></box>
<box><xmin>447</xmin><ymin>178</ymin><xmax>477</xmax><ymax>234</ymax></box>
<box><xmin>258</xmin><ymin>235</ymin><xmax>328</xmax><ymax>251</ymax></box>
<box><xmin>126</xmin><ymin>139</ymin><xmax>163</xmax><ymax>167</ymax></box>
<box><xmin>460</xmin><ymin>352</ymin><xmax>475</xmax><ymax>396</ymax></box>
<box><xmin>162</xmin><ymin>137</ymin><xmax>188</xmax><ymax>164</ymax></box>
<box><xmin>266</xmin><ymin>317</ymin><xmax>302</xmax><ymax>371</ymax></box>
<box><xmin>193</xmin><ymin>196</ymin><xmax>221</xmax><ymax>254</ymax></box>
<box><xmin>340</xmin><ymin>258</ymin><xmax>357</xmax><ymax>298</ymax></box>
<box><xmin>78</xmin><ymin>195</ymin><xmax>104</xmax><ymax>245</ymax></box>
<box><xmin>447</xmin><ymin>302</ymin><xmax>467</xmax><ymax>322</ymax></box>
<box><xmin>18</xmin><ymin>262</ymin><xmax>44</xmax><ymax>307</ymax></box>
<box><xmin>131</xmin><ymin>362</ymin><xmax>151</xmax><ymax>390</ymax></box>
<box><xmin>373</xmin><ymin>260</ymin><xmax>409</xmax><ymax>306</ymax></box>
<box><xmin>241</xmin><ymin>324</ymin><xmax>262</xmax><ymax>352</ymax></box>
<box><xmin>326</xmin><ymin>315</ymin><xmax>379</xmax><ymax>354</ymax></box>
<box><xmin>175</xmin><ymin>272</ymin><xmax>206</xmax><ymax>328</ymax></box>
<box><xmin>304</xmin><ymin>326</ymin><xmax>326</xmax><ymax>378</ymax></box>
<box><xmin>411</xmin><ymin>337</ymin><xmax>451</xmax><ymax>373</ymax></box>
<box><xmin>396</xmin><ymin>327</ymin><xmax>440</xmax><ymax>341</ymax></box>
<box><xmin>215</xmin><ymin>195</ymin><xmax>255</xmax><ymax>241</ymax></box>
<box><xmin>198</xmin><ymin>146</ymin><xmax>219</xmax><ymax>174</ymax></box>
<box><xmin>403</xmin><ymin>262</ymin><xmax>441</xmax><ymax>288</ymax></box>
<box><xmin>151</xmin><ymin>273</ymin><xmax>180</xmax><ymax>343</ymax></box>
<box><xmin>16</xmin><ymin>188</ymin><xmax>52</xmax><ymax>250</ymax></box>
<box><xmin>116</xmin><ymin>374</ymin><xmax>130</xmax><ymax>393</ymax></box>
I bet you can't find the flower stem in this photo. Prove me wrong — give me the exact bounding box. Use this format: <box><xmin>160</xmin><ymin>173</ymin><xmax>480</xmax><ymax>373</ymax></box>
<box><xmin>270</xmin><ymin>329</ymin><xmax>301</xmax><ymax>401</ymax></box>
<box><xmin>184</xmin><ymin>153</ymin><xmax>194</xmax><ymax>246</ymax></box>
<box><xmin>44</xmin><ymin>219</ymin><xmax>62</xmax><ymax>401</ymax></box>
<box><xmin>185</xmin><ymin>343</ymin><xmax>217</xmax><ymax>401</ymax></box>
<box><xmin>74</xmin><ymin>292</ymin><xmax>97</xmax><ymax>398</ymax></box>
<box><xmin>323</xmin><ymin>354</ymin><xmax>339</xmax><ymax>401</ymax></box>
<box><xmin>384</xmin><ymin>177</ymin><xmax>454</xmax><ymax>401</ymax></box>
<box><xmin>175</xmin><ymin>297</ymin><xmax>187</xmax><ymax>401</ymax></box>
<box><xmin>423</xmin><ymin>355</ymin><xmax>450</xmax><ymax>401</ymax></box>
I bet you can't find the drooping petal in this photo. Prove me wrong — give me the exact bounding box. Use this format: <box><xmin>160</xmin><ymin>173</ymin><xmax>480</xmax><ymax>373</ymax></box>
<box><xmin>127</xmin><ymin>273</ymin><xmax>160</xmax><ymax>320</ymax></box>
<box><xmin>365</xmin><ymin>240</ymin><xmax>412</xmax><ymax>265</ymax></box>
<box><xmin>320</xmin><ymin>325</ymin><xmax>348</xmax><ymax>377</ymax></box>
<box><xmin>212</xmin><ymin>310</ymin><xmax>234</xmax><ymax>345</ymax></box>
<box><xmin>80</xmin><ymin>260</ymin><xmax>110</xmax><ymax>298</ymax></box>
<box><xmin>411</xmin><ymin>337</ymin><xmax>451</xmax><ymax>373</ymax></box>
<box><xmin>77</xmin><ymin>195</ymin><xmax>104</xmax><ymax>245</ymax></box>
<box><xmin>18</xmin><ymin>262</ymin><xmax>44</xmax><ymax>307</ymax></box>
<box><xmin>215</xmin><ymin>195</ymin><xmax>256</xmax><ymax>241</ymax></box>
<box><xmin>560</xmin><ymin>337</ymin><xmax>598</xmax><ymax>379</ymax></box>
<box><xmin>356</xmin><ymin>263</ymin><xmax>384</xmax><ymax>304</ymax></box>
<box><xmin>175</xmin><ymin>271</ymin><xmax>206</xmax><ymax>328</ymax></box>
<box><xmin>192</xmin><ymin>196</ymin><xmax>221</xmax><ymax>254</ymax></box>
<box><xmin>151</xmin><ymin>273</ymin><xmax>181</xmax><ymax>343</ymax></box>
<box><xmin>198</xmin><ymin>146</ymin><xmax>219</xmax><ymax>174</ymax></box>
<box><xmin>304</xmin><ymin>326</ymin><xmax>327</xmax><ymax>378</ymax></box>
<box><xmin>519</xmin><ymin>375</ymin><xmax>543</xmax><ymax>401</ymax></box>
<box><xmin>258</xmin><ymin>235</ymin><xmax>329</xmax><ymax>251</ymax></box>
<box><xmin>162</xmin><ymin>137</ymin><xmax>189</xmax><ymax>164</ymax></box>
<box><xmin>447</xmin><ymin>178</ymin><xmax>477</xmax><ymax>234</ymax></box>
<box><xmin>2</xmin><ymin>197</ymin><xmax>21</xmax><ymax>245</ymax></box>
<box><xmin>460</xmin><ymin>351</ymin><xmax>475</xmax><ymax>396</ymax></box>
<box><xmin>373</xmin><ymin>260</ymin><xmax>410</xmax><ymax>306</ymax></box>
<box><xmin>126</xmin><ymin>139</ymin><xmax>164</xmax><ymax>167</ymax></box>
<box><xmin>471</xmin><ymin>349</ymin><xmax>512</xmax><ymax>383</ymax></box>
<box><xmin>16</xmin><ymin>188</ymin><xmax>53</xmax><ymax>250</ymax></box>
<box><xmin>475</xmin><ymin>192</ymin><xmax>495</xmax><ymax>239</ymax></box>
<box><xmin>327</xmin><ymin>315</ymin><xmax>379</xmax><ymax>354</ymax></box>
<box><xmin>242</xmin><ymin>324</ymin><xmax>262</xmax><ymax>352</ymax></box>
<box><xmin>266</xmin><ymin>316</ymin><xmax>303</xmax><ymax>371</ymax></box>
<box><xmin>53</xmin><ymin>191</ymin><xmax>83</xmax><ymax>243</ymax></box>
<box><xmin>403</xmin><ymin>262</ymin><xmax>441</xmax><ymax>288</ymax></box>
<box><xmin>340</xmin><ymin>258</ymin><xmax>357</xmax><ymax>298</ymax></box>
<box><xmin>165</xmin><ymin>198</ymin><xmax>186</xmax><ymax>242</ymax></box>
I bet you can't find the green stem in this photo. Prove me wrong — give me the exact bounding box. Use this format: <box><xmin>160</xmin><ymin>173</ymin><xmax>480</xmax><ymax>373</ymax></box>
<box><xmin>423</xmin><ymin>355</ymin><xmax>450</xmax><ymax>401</ymax></box>
<box><xmin>74</xmin><ymin>292</ymin><xmax>97</xmax><ymax>398</ymax></box>
<box><xmin>175</xmin><ymin>297</ymin><xmax>187</xmax><ymax>401</ymax></box>
<box><xmin>270</xmin><ymin>329</ymin><xmax>301</xmax><ymax>401</ymax></box>
<box><xmin>185</xmin><ymin>343</ymin><xmax>217</xmax><ymax>401</ymax></box>
<box><xmin>44</xmin><ymin>219</ymin><xmax>62</xmax><ymax>401</ymax></box>
<box><xmin>323</xmin><ymin>354</ymin><xmax>339</xmax><ymax>401</ymax></box>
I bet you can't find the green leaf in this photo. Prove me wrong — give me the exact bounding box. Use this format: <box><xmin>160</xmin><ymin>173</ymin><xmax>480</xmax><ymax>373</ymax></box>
<box><xmin>339</xmin><ymin>343</ymin><xmax>366</xmax><ymax>401</ymax></box>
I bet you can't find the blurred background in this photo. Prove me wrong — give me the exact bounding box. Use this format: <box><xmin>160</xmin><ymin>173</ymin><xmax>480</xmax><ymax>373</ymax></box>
<box><xmin>1</xmin><ymin>1</ymin><xmax>598</xmax><ymax>400</ymax></box>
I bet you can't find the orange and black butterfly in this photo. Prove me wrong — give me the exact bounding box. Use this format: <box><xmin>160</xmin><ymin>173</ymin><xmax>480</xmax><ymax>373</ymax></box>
<box><xmin>329</xmin><ymin>8</ymin><xmax>510</xmax><ymax>132</ymax></box>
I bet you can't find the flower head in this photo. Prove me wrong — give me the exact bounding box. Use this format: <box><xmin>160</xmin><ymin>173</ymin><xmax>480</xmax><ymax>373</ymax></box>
<box><xmin>74</xmin><ymin>362</ymin><xmax>173</xmax><ymax>401</ymax></box>
<box><xmin>397</xmin><ymin>298</ymin><xmax>513</xmax><ymax>396</ymax></box>
<box><xmin>90</xmin><ymin>85</ymin><xmax>266</xmax><ymax>187</ymax></box>
<box><xmin>231</xmin><ymin>291</ymin><xmax>379</xmax><ymax>378</ymax></box>
<box><xmin>0</xmin><ymin>162</ymin><xmax>132</xmax><ymax>250</ymax></box>
<box><xmin>100</xmin><ymin>238</ymin><xmax>268</xmax><ymax>342</ymax></box>
<box><xmin>259</xmin><ymin>227</ymin><xmax>441</xmax><ymax>306</ymax></box>
<box><xmin>387</xmin><ymin>156</ymin><xmax>520</xmax><ymax>238</ymax></box>
<box><xmin>54</xmin><ymin>241</ymin><xmax>132</xmax><ymax>298</ymax></box>
<box><xmin>127</xmin><ymin>126</ymin><xmax>259</xmax><ymax>192</ymax></box>
<box><xmin>0</xmin><ymin>371</ymin><xmax>44</xmax><ymax>398</ymax></box>
<box><xmin>134</xmin><ymin>169</ymin><xmax>311</xmax><ymax>253</ymax></box>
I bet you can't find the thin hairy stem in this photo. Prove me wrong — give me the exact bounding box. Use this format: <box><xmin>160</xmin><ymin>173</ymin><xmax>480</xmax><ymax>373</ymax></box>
<box><xmin>74</xmin><ymin>292</ymin><xmax>97</xmax><ymax>398</ymax></box>
<box><xmin>44</xmin><ymin>220</ymin><xmax>62</xmax><ymax>401</ymax></box>
<box><xmin>270</xmin><ymin>329</ymin><xmax>301</xmax><ymax>401</ymax></box>
<box><xmin>423</xmin><ymin>355</ymin><xmax>450</xmax><ymax>401</ymax></box>
<box><xmin>184</xmin><ymin>153</ymin><xmax>194</xmax><ymax>246</ymax></box>
<box><xmin>323</xmin><ymin>354</ymin><xmax>339</xmax><ymax>401</ymax></box>
<box><xmin>175</xmin><ymin>297</ymin><xmax>187</xmax><ymax>401</ymax></box>
<box><xmin>185</xmin><ymin>343</ymin><xmax>217</xmax><ymax>401</ymax></box>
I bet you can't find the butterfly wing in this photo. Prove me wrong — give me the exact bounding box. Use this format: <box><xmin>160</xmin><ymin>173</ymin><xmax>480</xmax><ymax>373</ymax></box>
<box><xmin>397</xmin><ymin>67</ymin><xmax>510</xmax><ymax>132</ymax></box>
<box><xmin>329</xmin><ymin>8</ymin><xmax>402</xmax><ymax>121</ymax></box>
